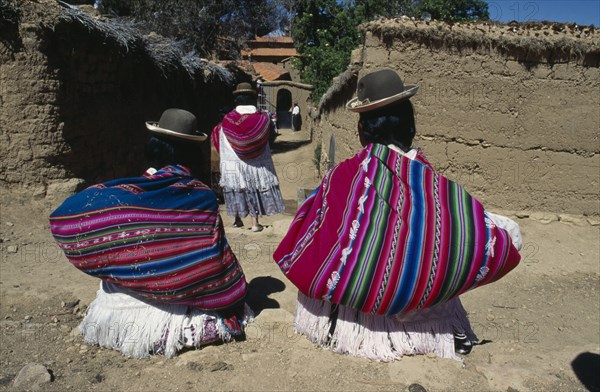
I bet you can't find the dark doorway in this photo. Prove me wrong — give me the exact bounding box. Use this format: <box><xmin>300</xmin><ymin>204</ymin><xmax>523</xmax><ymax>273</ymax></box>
<box><xmin>276</xmin><ymin>89</ymin><xmax>292</xmax><ymax>129</ymax></box>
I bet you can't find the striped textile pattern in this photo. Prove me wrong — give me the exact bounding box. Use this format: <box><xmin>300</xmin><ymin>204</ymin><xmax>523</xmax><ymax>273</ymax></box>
<box><xmin>49</xmin><ymin>165</ymin><xmax>247</xmax><ymax>311</ymax></box>
<box><xmin>274</xmin><ymin>144</ymin><xmax>521</xmax><ymax>316</ymax></box>
<box><xmin>211</xmin><ymin>110</ymin><xmax>271</xmax><ymax>160</ymax></box>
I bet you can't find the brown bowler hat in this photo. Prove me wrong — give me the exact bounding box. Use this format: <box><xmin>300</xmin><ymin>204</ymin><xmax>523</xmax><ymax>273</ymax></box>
<box><xmin>346</xmin><ymin>69</ymin><xmax>418</xmax><ymax>113</ymax></box>
<box><xmin>232</xmin><ymin>82</ymin><xmax>257</xmax><ymax>96</ymax></box>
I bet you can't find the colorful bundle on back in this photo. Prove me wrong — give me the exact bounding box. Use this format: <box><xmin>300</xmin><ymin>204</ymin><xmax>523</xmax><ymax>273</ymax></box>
<box><xmin>274</xmin><ymin>144</ymin><xmax>521</xmax><ymax>316</ymax></box>
<box><xmin>49</xmin><ymin>165</ymin><xmax>247</xmax><ymax>311</ymax></box>
<box><xmin>212</xmin><ymin>110</ymin><xmax>271</xmax><ymax>160</ymax></box>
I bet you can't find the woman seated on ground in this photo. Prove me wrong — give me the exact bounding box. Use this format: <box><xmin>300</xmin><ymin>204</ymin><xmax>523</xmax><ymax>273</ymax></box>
<box><xmin>273</xmin><ymin>69</ymin><xmax>522</xmax><ymax>361</ymax></box>
<box><xmin>49</xmin><ymin>108</ymin><xmax>252</xmax><ymax>358</ymax></box>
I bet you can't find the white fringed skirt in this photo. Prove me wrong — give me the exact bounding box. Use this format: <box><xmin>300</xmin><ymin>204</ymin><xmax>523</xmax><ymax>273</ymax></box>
<box><xmin>294</xmin><ymin>292</ymin><xmax>477</xmax><ymax>361</ymax></box>
<box><xmin>79</xmin><ymin>282</ymin><xmax>253</xmax><ymax>358</ymax></box>
<box><xmin>218</xmin><ymin>129</ymin><xmax>285</xmax><ymax>218</ymax></box>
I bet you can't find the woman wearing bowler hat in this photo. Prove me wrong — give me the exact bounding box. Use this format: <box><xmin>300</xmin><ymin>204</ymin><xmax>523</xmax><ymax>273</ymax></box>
<box><xmin>274</xmin><ymin>69</ymin><xmax>523</xmax><ymax>361</ymax></box>
<box><xmin>211</xmin><ymin>82</ymin><xmax>285</xmax><ymax>232</ymax></box>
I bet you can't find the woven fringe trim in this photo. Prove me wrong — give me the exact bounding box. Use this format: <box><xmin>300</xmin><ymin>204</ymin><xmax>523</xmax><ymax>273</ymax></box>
<box><xmin>219</xmin><ymin>129</ymin><xmax>280</xmax><ymax>191</ymax></box>
<box><xmin>295</xmin><ymin>292</ymin><xmax>476</xmax><ymax>362</ymax></box>
<box><xmin>79</xmin><ymin>283</ymin><xmax>253</xmax><ymax>359</ymax></box>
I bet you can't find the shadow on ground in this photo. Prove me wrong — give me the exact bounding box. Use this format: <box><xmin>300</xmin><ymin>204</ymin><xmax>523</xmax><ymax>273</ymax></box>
<box><xmin>571</xmin><ymin>352</ymin><xmax>600</xmax><ymax>391</ymax></box>
<box><xmin>246</xmin><ymin>276</ymin><xmax>286</xmax><ymax>316</ymax></box>
<box><xmin>271</xmin><ymin>139</ymin><xmax>312</xmax><ymax>154</ymax></box>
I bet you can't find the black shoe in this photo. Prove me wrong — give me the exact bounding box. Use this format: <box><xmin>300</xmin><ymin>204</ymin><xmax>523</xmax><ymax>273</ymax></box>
<box><xmin>232</xmin><ymin>217</ymin><xmax>244</xmax><ymax>228</ymax></box>
<box><xmin>454</xmin><ymin>332</ymin><xmax>473</xmax><ymax>355</ymax></box>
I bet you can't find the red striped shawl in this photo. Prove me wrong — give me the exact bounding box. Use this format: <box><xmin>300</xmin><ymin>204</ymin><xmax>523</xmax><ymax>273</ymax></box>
<box><xmin>212</xmin><ymin>109</ymin><xmax>272</xmax><ymax>160</ymax></box>
<box><xmin>274</xmin><ymin>144</ymin><xmax>521</xmax><ymax>316</ymax></box>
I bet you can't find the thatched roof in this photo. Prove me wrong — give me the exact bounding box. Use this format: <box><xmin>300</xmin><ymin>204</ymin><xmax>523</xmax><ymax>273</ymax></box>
<box><xmin>53</xmin><ymin>1</ymin><xmax>234</xmax><ymax>84</ymax></box>
<box><xmin>316</xmin><ymin>17</ymin><xmax>600</xmax><ymax>119</ymax></box>
<box><xmin>317</xmin><ymin>64</ymin><xmax>361</xmax><ymax>117</ymax></box>
<box><xmin>261</xmin><ymin>80</ymin><xmax>313</xmax><ymax>89</ymax></box>
<box><xmin>362</xmin><ymin>18</ymin><xmax>600</xmax><ymax>65</ymax></box>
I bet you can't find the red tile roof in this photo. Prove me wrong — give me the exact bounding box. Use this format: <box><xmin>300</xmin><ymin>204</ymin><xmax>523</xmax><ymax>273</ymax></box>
<box><xmin>241</xmin><ymin>47</ymin><xmax>299</xmax><ymax>58</ymax></box>
<box><xmin>251</xmin><ymin>62</ymin><xmax>290</xmax><ymax>81</ymax></box>
<box><xmin>250</xmin><ymin>36</ymin><xmax>294</xmax><ymax>44</ymax></box>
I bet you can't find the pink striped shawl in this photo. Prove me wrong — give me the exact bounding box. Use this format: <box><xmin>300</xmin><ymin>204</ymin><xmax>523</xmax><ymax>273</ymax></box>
<box><xmin>274</xmin><ymin>144</ymin><xmax>521</xmax><ymax>316</ymax></box>
<box><xmin>211</xmin><ymin>109</ymin><xmax>272</xmax><ymax>160</ymax></box>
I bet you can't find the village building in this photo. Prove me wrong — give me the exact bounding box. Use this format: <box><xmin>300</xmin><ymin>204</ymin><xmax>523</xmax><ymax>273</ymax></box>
<box><xmin>241</xmin><ymin>36</ymin><xmax>312</xmax><ymax>130</ymax></box>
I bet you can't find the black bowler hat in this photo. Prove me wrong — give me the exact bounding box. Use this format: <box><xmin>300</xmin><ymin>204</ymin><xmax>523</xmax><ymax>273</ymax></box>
<box><xmin>145</xmin><ymin>108</ymin><xmax>207</xmax><ymax>142</ymax></box>
<box><xmin>346</xmin><ymin>69</ymin><xmax>418</xmax><ymax>113</ymax></box>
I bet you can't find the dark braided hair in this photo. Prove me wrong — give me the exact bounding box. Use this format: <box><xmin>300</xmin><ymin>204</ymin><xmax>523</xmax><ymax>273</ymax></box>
<box><xmin>144</xmin><ymin>136</ymin><xmax>202</xmax><ymax>175</ymax></box>
<box><xmin>234</xmin><ymin>93</ymin><xmax>257</xmax><ymax>106</ymax></box>
<box><xmin>358</xmin><ymin>99</ymin><xmax>416</xmax><ymax>152</ymax></box>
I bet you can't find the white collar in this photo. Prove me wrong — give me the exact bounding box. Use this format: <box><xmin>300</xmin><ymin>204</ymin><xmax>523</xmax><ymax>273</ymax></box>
<box><xmin>236</xmin><ymin>105</ymin><xmax>258</xmax><ymax>114</ymax></box>
<box><xmin>387</xmin><ymin>144</ymin><xmax>417</xmax><ymax>160</ymax></box>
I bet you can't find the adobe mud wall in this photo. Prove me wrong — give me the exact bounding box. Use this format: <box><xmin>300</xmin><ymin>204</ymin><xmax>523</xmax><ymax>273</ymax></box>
<box><xmin>315</xmin><ymin>20</ymin><xmax>600</xmax><ymax>217</ymax></box>
<box><xmin>0</xmin><ymin>2</ymin><xmax>232</xmax><ymax>199</ymax></box>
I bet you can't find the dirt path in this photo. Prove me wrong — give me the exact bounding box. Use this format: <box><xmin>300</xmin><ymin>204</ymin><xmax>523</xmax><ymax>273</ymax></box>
<box><xmin>1</xmin><ymin>128</ymin><xmax>598</xmax><ymax>391</ymax></box>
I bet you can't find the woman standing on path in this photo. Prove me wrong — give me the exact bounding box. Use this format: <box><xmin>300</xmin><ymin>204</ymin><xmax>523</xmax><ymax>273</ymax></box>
<box><xmin>212</xmin><ymin>82</ymin><xmax>285</xmax><ymax>232</ymax></box>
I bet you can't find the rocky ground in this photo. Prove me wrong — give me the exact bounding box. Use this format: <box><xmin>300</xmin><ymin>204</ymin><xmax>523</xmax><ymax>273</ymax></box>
<box><xmin>1</xmin><ymin>129</ymin><xmax>599</xmax><ymax>392</ymax></box>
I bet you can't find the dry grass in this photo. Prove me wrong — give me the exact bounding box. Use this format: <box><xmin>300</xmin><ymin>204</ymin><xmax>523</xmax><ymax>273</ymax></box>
<box><xmin>362</xmin><ymin>18</ymin><xmax>599</xmax><ymax>65</ymax></box>
<box><xmin>318</xmin><ymin>64</ymin><xmax>361</xmax><ymax>116</ymax></box>
<box><xmin>57</xmin><ymin>5</ymin><xmax>233</xmax><ymax>83</ymax></box>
